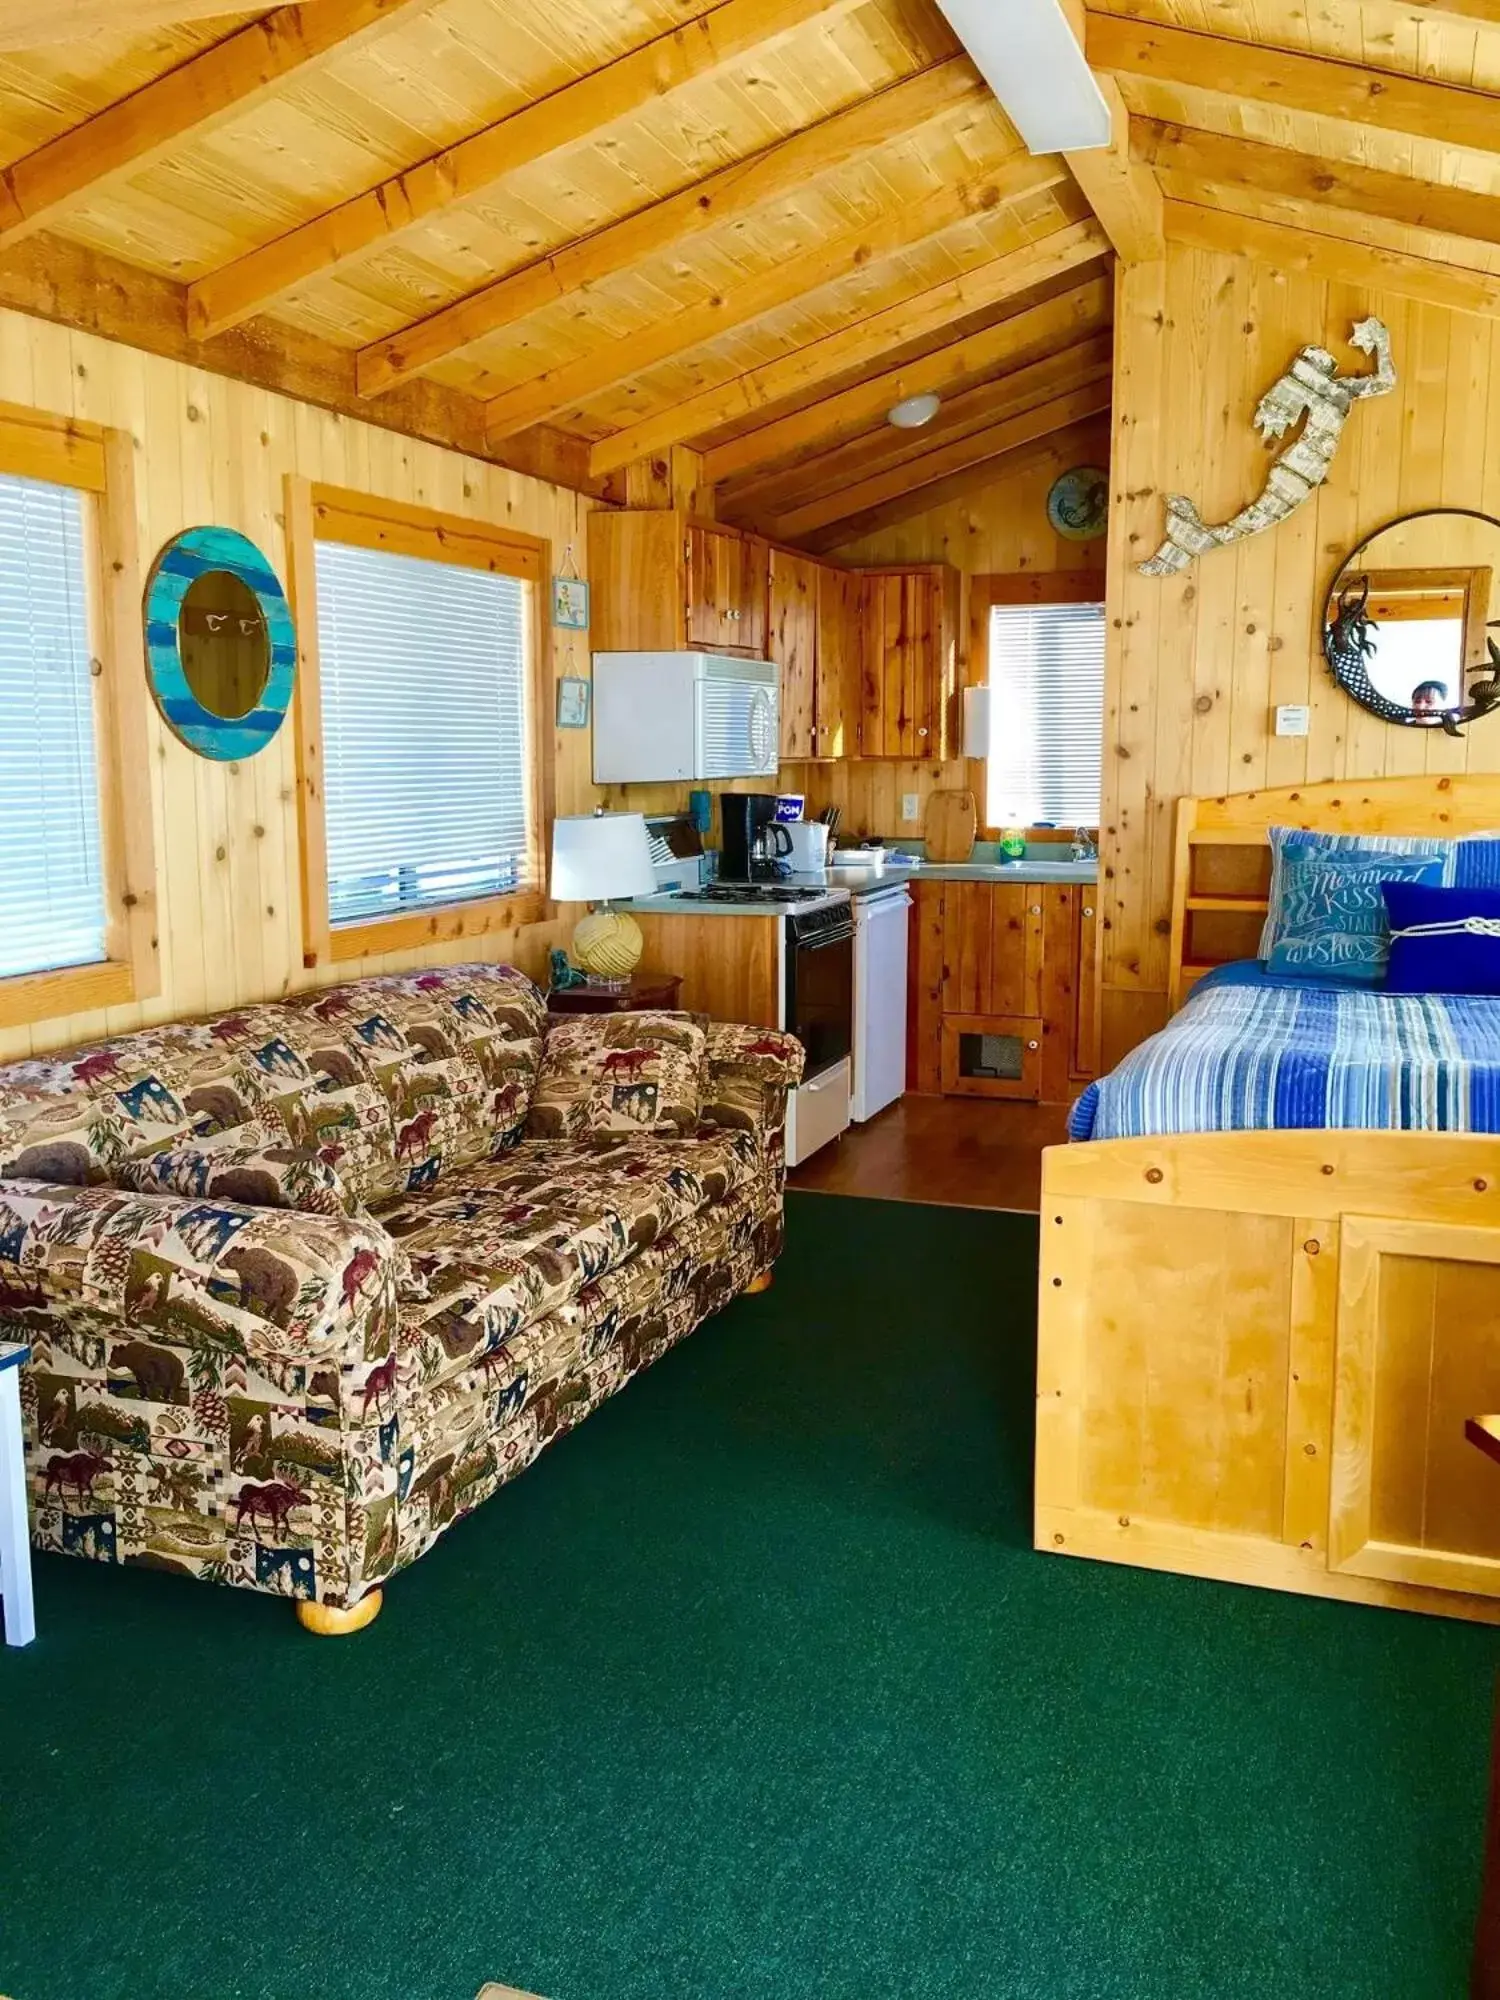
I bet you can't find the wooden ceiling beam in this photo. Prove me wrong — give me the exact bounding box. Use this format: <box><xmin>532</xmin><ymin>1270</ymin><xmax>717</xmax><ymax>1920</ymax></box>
<box><xmin>699</xmin><ymin>268</ymin><xmax>1111</xmax><ymax>484</ymax></box>
<box><xmin>0</xmin><ymin>229</ymin><xmax>610</xmax><ymax>497</ymax></box>
<box><xmin>1164</xmin><ymin>198</ymin><xmax>1500</xmax><ymax>318</ymax></box>
<box><xmin>482</xmin><ymin>150</ymin><xmax>1069</xmax><ymax>442</ymax></box>
<box><xmin>1054</xmin><ymin>0</ymin><xmax>1162</xmax><ymax>263</ymax></box>
<box><xmin>1088</xmin><ymin>13</ymin><xmax>1500</xmax><ymax>158</ymax></box>
<box><xmin>0</xmin><ymin>0</ymin><xmax>263</xmax><ymax>44</ymax></box>
<box><xmin>0</xmin><ymin>0</ymin><xmax>436</xmax><ymax>250</ymax></box>
<box><xmin>723</xmin><ymin>331</ymin><xmax>1113</xmax><ymax>520</ymax></box>
<box><xmin>767</xmin><ymin>378</ymin><xmax>1110</xmax><ymax>539</ymax></box>
<box><xmin>355</xmin><ymin>55</ymin><xmax>984</xmax><ymax>398</ymax></box>
<box><xmin>1135</xmin><ymin>118</ymin><xmax>1500</xmax><ymax>258</ymax></box>
<box><xmin>1065</xmin><ymin>70</ymin><xmax>1162</xmax><ymax>263</ymax></box>
<box><xmin>187</xmin><ymin>0</ymin><xmax>866</xmax><ymax>341</ymax></box>
<box><xmin>589</xmin><ymin>215</ymin><xmax>1110</xmax><ymax>477</ymax></box>
<box><xmin>800</xmin><ymin>411</ymin><xmax>1111</xmax><ymax>553</ymax></box>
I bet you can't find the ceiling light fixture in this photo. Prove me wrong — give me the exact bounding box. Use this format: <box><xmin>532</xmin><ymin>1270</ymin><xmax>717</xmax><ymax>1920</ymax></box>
<box><xmin>932</xmin><ymin>0</ymin><xmax>1110</xmax><ymax>153</ymax></box>
<box><xmin>887</xmin><ymin>392</ymin><xmax>942</xmax><ymax>430</ymax></box>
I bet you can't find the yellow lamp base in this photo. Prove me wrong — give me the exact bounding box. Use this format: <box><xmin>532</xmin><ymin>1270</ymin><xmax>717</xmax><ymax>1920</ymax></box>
<box><xmin>572</xmin><ymin>907</ymin><xmax>644</xmax><ymax>978</ymax></box>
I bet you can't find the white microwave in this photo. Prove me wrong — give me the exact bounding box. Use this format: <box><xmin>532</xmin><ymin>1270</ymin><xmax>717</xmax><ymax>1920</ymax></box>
<box><xmin>592</xmin><ymin>652</ymin><xmax>779</xmax><ymax>784</ymax></box>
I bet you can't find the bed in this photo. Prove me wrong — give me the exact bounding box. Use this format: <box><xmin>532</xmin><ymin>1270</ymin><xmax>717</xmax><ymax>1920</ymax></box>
<box><xmin>1036</xmin><ymin>776</ymin><xmax>1500</xmax><ymax>1624</ymax></box>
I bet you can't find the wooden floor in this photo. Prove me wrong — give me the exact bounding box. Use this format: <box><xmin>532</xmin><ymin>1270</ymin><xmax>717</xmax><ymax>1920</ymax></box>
<box><xmin>788</xmin><ymin>1095</ymin><xmax>1071</xmax><ymax>1212</ymax></box>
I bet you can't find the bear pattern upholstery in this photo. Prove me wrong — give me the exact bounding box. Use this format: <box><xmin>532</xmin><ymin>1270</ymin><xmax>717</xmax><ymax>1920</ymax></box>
<box><xmin>0</xmin><ymin>973</ymin><xmax>803</xmax><ymax>1609</ymax></box>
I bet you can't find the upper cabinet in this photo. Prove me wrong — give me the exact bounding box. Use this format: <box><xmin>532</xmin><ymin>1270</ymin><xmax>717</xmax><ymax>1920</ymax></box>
<box><xmin>589</xmin><ymin>511</ymin><xmax>957</xmax><ymax>767</ymax></box>
<box><xmin>589</xmin><ymin>511</ymin><xmax>767</xmax><ymax>656</ymax></box>
<box><xmin>686</xmin><ymin>520</ymin><xmax>768</xmax><ymax>655</ymax></box>
<box><xmin>858</xmin><ymin>564</ymin><xmax>960</xmax><ymax>760</ymax></box>
<box><xmin>768</xmin><ymin>546</ymin><xmax>818</xmax><ymax>760</ymax></box>
<box><xmin>814</xmin><ymin>564</ymin><xmax>862</xmax><ymax>760</ymax></box>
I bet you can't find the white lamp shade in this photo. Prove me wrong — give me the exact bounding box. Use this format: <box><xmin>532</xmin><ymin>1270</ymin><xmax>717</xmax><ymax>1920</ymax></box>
<box><xmin>550</xmin><ymin>812</ymin><xmax>657</xmax><ymax>902</ymax></box>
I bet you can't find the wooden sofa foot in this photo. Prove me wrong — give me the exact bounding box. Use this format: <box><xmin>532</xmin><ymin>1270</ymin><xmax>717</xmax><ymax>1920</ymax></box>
<box><xmin>745</xmin><ymin>1269</ymin><xmax>774</xmax><ymax>1295</ymax></box>
<box><xmin>295</xmin><ymin>1588</ymin><xmax>382</xmax><ymax>1636</ymax></box>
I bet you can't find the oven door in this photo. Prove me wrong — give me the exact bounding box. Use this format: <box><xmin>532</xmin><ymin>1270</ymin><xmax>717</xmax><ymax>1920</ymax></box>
<box><xmin>786</xmin><ymin>910</ymin><xmax>854</xmax><ymax>1074</ymax></box>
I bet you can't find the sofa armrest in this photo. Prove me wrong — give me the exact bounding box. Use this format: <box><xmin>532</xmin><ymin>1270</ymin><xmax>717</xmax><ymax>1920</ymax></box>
<box><xmin>0</xmin><ymin>1177</ymin><xmax>399</xmax><ymax>1368</ymax></box>
<box><xmin>699</xmin><ymin>1025</ymin><xmax>805</xmax><ymax>1143</ymax></box>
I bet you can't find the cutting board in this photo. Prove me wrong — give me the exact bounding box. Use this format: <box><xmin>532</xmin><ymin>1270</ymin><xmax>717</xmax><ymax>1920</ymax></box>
<box><xmin>924</xmin><ymin>787</ymin><xmax>977</xmax><ymax>862</ymax></box>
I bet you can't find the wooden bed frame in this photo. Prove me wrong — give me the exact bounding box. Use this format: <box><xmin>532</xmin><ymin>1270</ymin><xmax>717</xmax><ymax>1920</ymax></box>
<box><xmin>1037</xmin><ymin>775</ymin><xmax>1500</xmax><ymax>1624</ymax></box>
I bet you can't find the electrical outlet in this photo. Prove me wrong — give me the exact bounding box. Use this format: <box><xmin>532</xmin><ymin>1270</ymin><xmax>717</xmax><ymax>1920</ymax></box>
<box><xmin>902</xmin><ymin>792</ymin><xmax>920</xmax><ymax>823</ymax></box>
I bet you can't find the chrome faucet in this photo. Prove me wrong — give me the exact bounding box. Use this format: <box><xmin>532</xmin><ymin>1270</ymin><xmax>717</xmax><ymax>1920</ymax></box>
<box><xmin>1071</xmin><ymin>827</ymin><xmax>1098</xmax><ymax>863</ymax></box>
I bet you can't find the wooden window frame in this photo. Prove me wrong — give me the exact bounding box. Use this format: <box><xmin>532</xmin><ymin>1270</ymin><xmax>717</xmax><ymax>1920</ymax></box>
<box><xmin>967</xmin><ymin>570</ymin><xmax>1105</xmax><ymax>842</ymax></box>
<box><xmin>286</xmin><ymin>479</ymin><xmax>554</xmax><ymax>970</ymax></box>
<box><xmin>0</xmin><ymin>400</ymin><xmax>159</xmax><ymax>1031</ymax></box>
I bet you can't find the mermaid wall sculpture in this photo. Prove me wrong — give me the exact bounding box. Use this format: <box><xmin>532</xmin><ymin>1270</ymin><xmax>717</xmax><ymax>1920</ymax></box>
<box><xmin>1139</xmin><ymin>318</ymin><xmax>1396</xmax><ymax>578</ymax></box>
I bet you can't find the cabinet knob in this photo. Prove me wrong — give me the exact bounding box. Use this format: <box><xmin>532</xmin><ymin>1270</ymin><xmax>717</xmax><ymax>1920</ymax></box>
<box><xmin>1026</xmin><ymin>1040</ymin><xmax>1039</xmax><ymax>1051</ymax></box>
<box><xmin>1083</xmin><ymin>905</ymin><xmax>1094</xmax><ymax>918</ymax></box>
<box><xmin>1030</xmin><ymin>904</ymin><xmax>1041</xmax><ymax>916</ymax></box>
<box><xmin>917</xmin><ymin>727</ymin><xmax>928</xmax><ymax>738</ymax></box>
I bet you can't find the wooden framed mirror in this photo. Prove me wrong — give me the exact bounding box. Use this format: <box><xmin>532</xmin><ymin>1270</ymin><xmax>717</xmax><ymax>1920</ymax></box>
<box><xmin>144</xmin><ymin>526</ymin><xmax>296</xmax><ymax>760</ymax></box>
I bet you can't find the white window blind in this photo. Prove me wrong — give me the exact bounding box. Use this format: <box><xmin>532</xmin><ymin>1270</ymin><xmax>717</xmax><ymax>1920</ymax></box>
<box><xmin>0</xmin><ymin>472</ymin><xmax>106</xmax><ymax>980</ymax></box>
<box><xmin>313</xmin><ymin>539</ymin><xmax>533</xmax><ymax>929</ymax></box>
<box><xmin>985</xmin><ymin>601</ymin><xmax>1105</xmax><ymax>828</ymax></box>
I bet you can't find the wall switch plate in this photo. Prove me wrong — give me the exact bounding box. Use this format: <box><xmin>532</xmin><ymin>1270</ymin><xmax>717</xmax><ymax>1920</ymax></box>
<box><xmin>1274</xmin><ymin>704</ymin><xmax>1310</xmax><ymax>737</ymax></box>
<box><xmin>902</xmin><ymin>792</ymin><xmax>920</xmax><ymax>822</ymax></box>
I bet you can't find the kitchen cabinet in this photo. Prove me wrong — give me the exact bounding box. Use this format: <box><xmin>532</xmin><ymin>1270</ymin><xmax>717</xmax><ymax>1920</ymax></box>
<box><xmin>768</xmin><ymin>546</ymin><xmax>818</xmax><ymax>760</ymax></box>
<box><xmin>907</xmin><ymin>877</ymin><xmax>1097</xmax><ymax>1103</ymax></box>
<box><xmin>589</xmin><ymin>510</ymin><xmax>767</xmax><ymax>656</ymax></box>
<box><xmin>814</xmin><ymin>564</ymin><xmax>861</xmax><ymax>759</ymax></box>
<box><xmin>857</xmin><ymin>563</ymin><xmax>960</xmax><ymax>759</ymax></box>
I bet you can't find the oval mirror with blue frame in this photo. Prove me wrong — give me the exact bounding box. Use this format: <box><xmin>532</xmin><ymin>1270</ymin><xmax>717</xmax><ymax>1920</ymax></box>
<box><xmin>144</xmin><ymin>526</ymin><xmax>296</xmax><ymax>761</ymax></box>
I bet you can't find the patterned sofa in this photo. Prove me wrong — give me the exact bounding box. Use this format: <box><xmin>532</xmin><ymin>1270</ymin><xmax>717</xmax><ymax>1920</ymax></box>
<box><xmin>0</xmin><ymin>965</ymin><xmax>803</xmax><ymax>1632</ymax></box>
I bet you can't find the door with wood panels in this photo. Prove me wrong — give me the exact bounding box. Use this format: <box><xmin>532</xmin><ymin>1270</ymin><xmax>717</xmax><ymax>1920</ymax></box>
<box><xmin>815</xmin><ymin>565</ymin><xmax>861</xmax><ymax>759</ymax></box>
<box><xmin>684</xmin><ymin>523</ymin><xmax>766</xmax><ymax>654</ymax></box>
<box><xmin>1329</xmin><ymin>1216</ymin><xmax>1500</xmax><ymax>1599</ymax></box>
<box><xmin>941</xmin><ymin>880</ymin><xmax>1043</xmax><ymax>1020</ymax></box>
<box><xmin>940</xmin><ymin>1014</ymin><xmax>1043</xmax><ymax>1100</ymax></box>
<box><xmin>769</xmin><ymin>548</ymin><xmax>817</xmax><ymax>760</ymax></box>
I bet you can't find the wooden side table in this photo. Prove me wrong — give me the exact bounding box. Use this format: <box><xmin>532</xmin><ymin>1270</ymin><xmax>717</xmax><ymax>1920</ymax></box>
<box><xmin>547</xmin><ymin>973</ymin><xmax>683</xmax><ymax>1016</ymax></box>
<box><xmin>1</xmin><ymin>1340</ymin><xmax>33</xmax><ymax>1647</ymax></box>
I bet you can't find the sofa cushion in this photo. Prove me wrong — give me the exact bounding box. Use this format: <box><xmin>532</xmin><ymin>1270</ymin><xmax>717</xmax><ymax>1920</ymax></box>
<box><xmin>118</xmin><ymin>1140</ymin><xmax>361</xmax><ymax>1218</ymax></box>
<box><xmin>284</xmin><ymin>965</ymin><xmax>546</xmax><ymax>1188</ymax></box>
<box><xmin>382</xmin><ymin>1130</ymin><xmax>758</xmax><ymax>1383</ymax></box>
<box><xmin>526</xmin><ymin>1012</ymin><xmax>707</xmax><ymax>1142</ymax></box>
<box><xmin>0</xmin><ymin>1022</ymin><xmax>302</xmax><ymax>1187</ymax></box>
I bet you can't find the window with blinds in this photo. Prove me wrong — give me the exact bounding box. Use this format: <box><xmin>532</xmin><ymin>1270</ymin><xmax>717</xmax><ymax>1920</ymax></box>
<box><xmin>0</xmin><ymin>471</ymin><xmax>106</xmax><ymax>980</ymax></box>
<box><xmin>985</xmin><ymin>601</ymin><xmax>1106</xmax><ymax>828</ymax></box>
<box><xmin>313</xmin><ymin>538</ymin><xmax>534</xmax><ymax>930</ymax></box>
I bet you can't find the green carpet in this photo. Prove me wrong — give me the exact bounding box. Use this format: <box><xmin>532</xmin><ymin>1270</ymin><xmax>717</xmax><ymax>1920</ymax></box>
<box><xmin>1</xmin><ymin>1193</ymin><xmax>1496</xmax><ymax>2000</ymax></box>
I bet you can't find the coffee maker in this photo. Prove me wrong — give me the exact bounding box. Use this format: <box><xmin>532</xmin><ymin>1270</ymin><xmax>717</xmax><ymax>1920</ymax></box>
<box><xmin>720</xmin><ymin>792</ymin><xmax>790</xmax><ymax>881</ymax></box>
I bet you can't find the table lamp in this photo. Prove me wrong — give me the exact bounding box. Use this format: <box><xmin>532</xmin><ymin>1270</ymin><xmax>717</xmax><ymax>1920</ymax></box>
<box><xmin>550</xmin><ymin>810</ymin><xmax>657</xmax><ymax>977</ymax></box>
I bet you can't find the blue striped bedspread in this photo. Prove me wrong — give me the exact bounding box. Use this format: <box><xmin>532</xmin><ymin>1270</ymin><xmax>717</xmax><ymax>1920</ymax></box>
<box><xmin>1069</xmin><ymin>960</ymin><xmax>1500</xmax><ymax>1140</ymax></box>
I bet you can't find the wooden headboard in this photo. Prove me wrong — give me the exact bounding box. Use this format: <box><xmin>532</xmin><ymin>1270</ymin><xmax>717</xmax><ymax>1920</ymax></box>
<box><xmin>1168</xmin><ymin>774</ymin><xmax>1500</xmax><ymax>1010</ymax></box>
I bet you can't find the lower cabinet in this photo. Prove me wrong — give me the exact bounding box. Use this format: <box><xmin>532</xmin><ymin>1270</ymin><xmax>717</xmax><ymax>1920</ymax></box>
<box><xmin>909</xmin><ymin>878</ymin><xmax>1097</xmax><ymax>1102</ymax></box>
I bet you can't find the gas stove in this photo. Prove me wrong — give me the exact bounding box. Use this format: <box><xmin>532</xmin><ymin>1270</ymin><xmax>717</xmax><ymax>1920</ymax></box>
<box><xmin>673</xmin><ymin>882</ymin><xmax>829</xmax><ymax>905</ymax></box>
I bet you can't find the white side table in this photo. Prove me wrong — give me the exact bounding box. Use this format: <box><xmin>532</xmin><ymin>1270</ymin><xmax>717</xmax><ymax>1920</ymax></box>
<box><xmin>0</xmin><ymin>1341</ymin><xmax>33</xmax><ymax>1647</ymax></box>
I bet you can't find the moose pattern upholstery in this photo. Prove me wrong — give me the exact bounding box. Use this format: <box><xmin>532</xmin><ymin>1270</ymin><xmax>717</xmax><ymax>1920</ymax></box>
<box><xmin>0</xmin><ymin>967</ymin><xmax>802</xmax><ymax>1611</ymax></box>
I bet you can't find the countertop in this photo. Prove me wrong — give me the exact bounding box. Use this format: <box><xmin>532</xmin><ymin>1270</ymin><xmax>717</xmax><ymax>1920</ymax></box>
<box><xmin>825</xmin><ymin>840</ymin><xmax>1098</xmax><ymax>887</ymax></box>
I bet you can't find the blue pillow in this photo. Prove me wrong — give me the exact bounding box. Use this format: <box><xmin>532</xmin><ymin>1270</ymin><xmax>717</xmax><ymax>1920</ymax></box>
<box><xmin>1265</xmin><ymin>848</ymin><xmax>1442</xmax><ymax>983</ymax></box>
<box><xmin>1382</xmin><ymin>881</ymin><xmax>1500</xmax><ymax>995</ymax></box>
<box><xmin>1259</xmin><ymin>826</ymin><xmax>1500</xmax><ymax>959</ymax></box>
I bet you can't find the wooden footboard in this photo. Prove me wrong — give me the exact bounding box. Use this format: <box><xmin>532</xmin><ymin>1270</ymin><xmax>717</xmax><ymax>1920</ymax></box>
<box><xmin>1036</xmin><ymin>1130</ymin><xmax>1500</xmax><ymax>1623</ymax></box>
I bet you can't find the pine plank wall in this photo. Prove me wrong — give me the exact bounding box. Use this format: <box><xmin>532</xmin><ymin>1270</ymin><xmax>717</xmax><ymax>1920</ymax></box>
<box><xmin>1101</xmin><ymin>242</ymin><xmax>1500</xmax><ymax>1068</ymax></box>
<box><xmin>0</xmin><ymin>307</ymin><xmax>624</xmax><ymax>1062</ymax></box>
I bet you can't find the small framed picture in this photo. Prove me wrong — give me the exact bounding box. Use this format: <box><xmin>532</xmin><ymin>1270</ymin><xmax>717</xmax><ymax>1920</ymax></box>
<box><xmin>552</xmin><ymin>575</ymin><xmax>590</xmax><ymax>629</ymax></box>
<box><xmin>556</xmin><ymin>676</ymin><xmax>591</xmax><ymax>729</ymax></box>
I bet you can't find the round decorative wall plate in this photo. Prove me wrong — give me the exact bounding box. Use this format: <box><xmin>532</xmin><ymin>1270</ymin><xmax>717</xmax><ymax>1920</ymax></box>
<box><xmin>144</xmin><ymin>525</ymin><xmax>296</xmax><ymax>761</ymax></box>
<box><xmin>1047</xmin><ymin>466</ymin><xmax>1109</xmax><ymax>543</ymax></box>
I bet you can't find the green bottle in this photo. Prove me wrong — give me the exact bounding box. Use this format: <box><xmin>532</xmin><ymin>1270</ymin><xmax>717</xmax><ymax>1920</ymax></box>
<box><xmin>999</xmin><ymin>826</ymin><xmax>1026</xmax><ymax>861</ymax></box>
